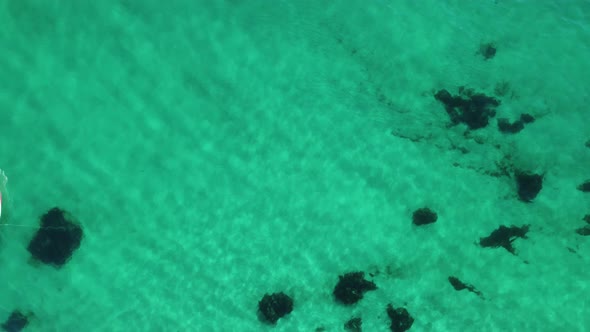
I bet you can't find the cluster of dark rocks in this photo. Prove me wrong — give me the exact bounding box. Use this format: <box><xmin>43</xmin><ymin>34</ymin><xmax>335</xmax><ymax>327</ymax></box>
<box><xmin>412</xmin><ymin>206</ymin><xmax>530</xmax><ymax>256</ymax></box>
<box><xmin>434</xmin><ymin>86</ymin><xmax>537</xmax><ymax>135</ymax></box>
<box><xmin>256</xmin><ymin>36</ymin><xmax>590</xmax><ymax>331</ymax></box>
<box><xmin>255</xmin><ymin>38</ymin><xmax>590</xmax><ymax>331</ymax></box>
<box><xmin>258</xmin><ymin>271</ymin><xmax>413</xmax><ymax>331</ymax></box>
<box><xmin>432</xmin><ymin>55</ymin><xmax>590</xmax><ymax>239</ymax></box>
<box><xmin>576</xmin><ymin>181</ymin><xmax>590</xmax><ymax>236</ymax></box>
<box><xmin>575</xmin><ymin>215</ymin><xmax>590</xmax><ymax>236</ymax></box>
<box><xmin>255</xmin><ymin>199</ymin><xmax>543</xmax><ymax>330</ymax></box>
<box><xmin>434</xmin><ymin>43</ymin><xmax>540</xmax><ymax>137</ymax></box>
<box><xmin>2</xmin><ymin>207</ymin><xmax>84</xmax><ymax>331</ymax></box>
<box><xmin>434</xmin><ymin>87</ymin><xmax>500</xmax><ymax>131</ymax></box>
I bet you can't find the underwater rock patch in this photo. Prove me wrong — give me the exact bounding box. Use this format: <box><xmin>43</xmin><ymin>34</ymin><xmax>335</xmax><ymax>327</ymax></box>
<box><xmin>575</xmin><ymin>215</ymin><xmax>590</xmax><ymax>236</ymax></box>
<box><xmin>575</xmin><ymin>226</ymin><xmax>590</xmax><ymax>236</ymax></box>
<box><xmin>412</xmin><ymin>208</ymin><xmax>438</xmax><ymax>226</ymax></box>
<box><xmin>1</xmin><ymin>311</ymin><xmax>31</xmax><ymax>332</ymax></box>
<box><xmin>344</xmin><ymin>317</ymin><xmax>362</xmax><ymax>332</ymax></box>
<box><xmin>386</xmin><ymin>304</ymin><xmax>414</xmax><ymax>332</ymax></box>
<box><xmin>478</xmin><ymin>42</ymin><xmax>497</xmax><ymax>60</ymax></box>
<box><xmin>497</xmin><ymin>113</ymin><xmax>535</xmax><ymax>134</ymax></box>
<box><xmin>258</xmin><ymin>292</ymin><xmax>293</xmax><ymax>324</ymax></box>
<box><xmin>515</xmin><ymin>171</ymin><xmax>543</xmax><ymax>202</ymax></box>
<box><xmin>576</xmin><ymin>180</ymin><xmax>590</xmax><ymax>192</ymax></box>
<box><xmin>479</xmin><ymin>224</ymin><xmax>530</xmax><ymax>254</ymax></box>
<box><xmin>520</xmin><ymin>113</ymin><xmax>535</xmax><ymax>124</ymax></box>
<box><xmin>497</xmin><ymin>118</ymin><xmax>524</xmax><ymax>134</ymax></box>
<box><xmin>434</xmin><ymin>87</ymin><xmax>500</xmax><ymax>130</ymax></box>
<box><xmin>333</xmin><ymin>271</ymin><xmax>377</xmax><ymax>305</ymax></box>
<box><xmin>448</xmin><ymin>276</ymin><xmax>483</xmax><ymax>298</ymax></box>
<box><xmin>27</xmin><ymin>207</ymin><xmax>83</xmax><ymax>267</ymax></box>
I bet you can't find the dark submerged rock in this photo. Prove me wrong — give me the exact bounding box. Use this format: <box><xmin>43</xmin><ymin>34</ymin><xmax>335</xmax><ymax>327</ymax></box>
<box><xmin>344</xmin><ymin>317</ymin><xmax>362</xmax><ymax>332</ymax></box>
<box><xmin>575</xmin><ymin>226</ymin><xmax>590</xmax><ymax>236</ymax></box>
<box><xmin>434</xmin><ymin>87</ymin><xmax>500</xmax><ymax>130</ymax></box>
<box><xmin>497</xmin><ymin>118</ymin><xmax>524</xmax><ymax>134</ymax></box>
<box><xmin>479</xmin><ymin>42</ymin><xmax>497</xmax><ymax>60</ymax></box>
<box><xmin>479</xmin><ymin>225</ymin><xmax>530</xmax><ymax>254</ymax></box>
<box><xmin>515</xmin><ymin>171</ymin><xmax>543</xmax><ymax>202</ymax></box>
<box><xmin>333</xmin><ymin>272</ymin><xmax>377</xmax><ymax>305</ymax></box>
<box><xmin>386</xmin><ymin>304</ymin><xmax>414</xmax><ymax>332</ymax></box>
<box><xmin>258</xmin><ymin>292</ymin><xmax>293</xmax><ymax>324</ymax></box>
<box><xmin>577</xmin><ymin>180</ymin><xmax>590</xmax><ymax>192</ymax></box>
<box><xmin>27</xmin><ymin>207</ymin><xmax>83</xmax><ymax>267</ymax></box>
<box><xmin>494</xmin><ymin>81</ymin><xmax>510</xmax><ymax>96</ymax></box>
<box><xmin>497</xmin><ymin>113</ymin><xmax>534</xmax><ymax>134</ymax></box>
<box><xmin>1</xmin><ymin>311</ymin><xmax>30</xmax><ymax>332</ymax></box>
<box><xmin>412</xmin><ymin>208</ymin><xmax>438</xmax><ymax>226</ymax></box>
<box><xmin>520</xmin><ymin>113</ymin><xmax>535</xmax><ymax>123</ymax></box>
<box><xmin>448</xmin><ymin>276</ymin><xmax>483</xmax><ymax>297</ymax></box>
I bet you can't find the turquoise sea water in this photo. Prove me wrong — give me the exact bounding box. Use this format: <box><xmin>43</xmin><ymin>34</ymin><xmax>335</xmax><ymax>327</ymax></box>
<box><xmin>0</xmin><ymin>1</ymin><xmax>589</xmax><ymax>331</ymax></box>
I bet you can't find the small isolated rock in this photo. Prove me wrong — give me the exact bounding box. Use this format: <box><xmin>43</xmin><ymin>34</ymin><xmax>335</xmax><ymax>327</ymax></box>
<box><xmin>520</xmin><ymin>113</ymin><xmax>535</xmax><ymax>124</ymax></box>
<box><xmin>515</xmin><ymin>171</ymin><xmax>543</xmax><ymax>202</ymax></box>
<box><xmin>448</xmin><ymin>276</ymin><xmax>483</xmax><ymax>297</ymax></box>
<box><xmin>479</xmin><ymin>225</ymin><xmax>530</xmax><ymax>254</ymax></box>
<box><xmin>497</xmin><ymin>118</ymin><xmax>524</xmax><ymax>134</ymax></box>
<box><xmin>494</xmin><ymin>81</ymin><xmax>510</xmax><ymax>96</ymax></box>
<box><xmin>386</xmin><ymin>304</ymin><xmax>414</xmax><ymax>332</ymax></box>
<box><xmin>583</xmin><ymin>214</ymin><xmax>590</xmax><ymax>224</ymax></box>
<box><xmin>576</xmin><ymin>180</ymin><xmax>590</xmax><ymax>192</ymax></box>
<box><xmin>344</xmin><ymin>317</ymin><xmax>362</xmax><ymax>332</ymax></box>
<box><xmin>1</xmin><ymin>311</ymin><xmax>31</xmax><ymax>332</ymax></box>
<box><xmin>479</xmin><ymin>42</ymin><xmax>496</xmax><ymax>60</ymax></box>
<box><xmin>333</xmin><ymin>272</ymin><xmax>377</xmax><ymax>305</ymax></box>
<box><xmin>412</xmin><ymin>208</ymin><xmax>438</xmax><ymax>226</ymax></box>
<box><xmin>27</xmin><ymin>207</ymin><xmax>83</xmax><ymax>267</ymax></box>
<box><xmin>258</xmin><ymin>292</ymin><xmax>293</xmax><ymax>324</ymax></box>
<box><xmin>575</xmin><ymin>227</ymin><xmax>590</xmax><ymax>236</ymax></box>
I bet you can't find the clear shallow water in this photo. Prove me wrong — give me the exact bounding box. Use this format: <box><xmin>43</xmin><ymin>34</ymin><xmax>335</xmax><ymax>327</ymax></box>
<box><xmin>0</xmin><ymin>1</ymin><xmax>589</xmax><ymax>331</ymax></box>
